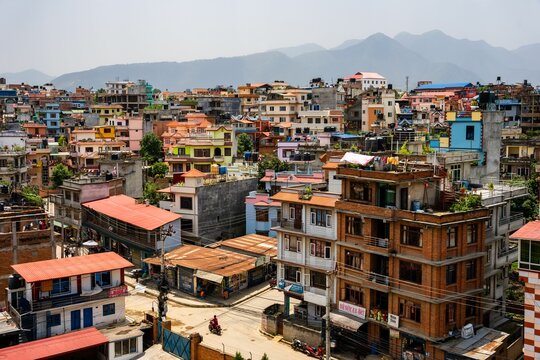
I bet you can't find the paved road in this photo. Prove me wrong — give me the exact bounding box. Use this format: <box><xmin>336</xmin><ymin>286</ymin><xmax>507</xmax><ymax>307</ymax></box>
<box><xmin>126</xmin><ymin>287</ymin><xmax>309</xmax><ymax>360</ymax></box>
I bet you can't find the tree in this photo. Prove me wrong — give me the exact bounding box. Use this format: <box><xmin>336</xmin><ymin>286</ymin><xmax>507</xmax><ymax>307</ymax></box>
<box><xmin>261</xmin><ymin>353</ymin><xmax>270</xmax><ymax>360</ymax></box>
<box><xmin>58</xmin><ymin>135</ymin><xmax>67</xmax><ymax>148</ymax></box>
<box><xmin>21</xmin><ymin>186</ymin><xmax>43</xmax><ymax>207</ymax></box>
<box><xmin>236</xmin><ymin>133</ymin><xmax>253</xmax><ymax>156</ymax></box>
<box><xmin>257</xmin><ymin>155</ymin><xmax>290</xmax><ymax>190</ymax></box>
<box><xmin>140</xmin><ymin>133</ymin><xmax>163</xmax><ymax>164</ymax></box>
<box><xmin>233</xmin><ymin>352</ymin><xmax>245</xmax><ymax>360</ymax></box>
<box><xmin>51</xmin><ymin>164</ymin><xmax>73</xmax><ymax>188</ymax></box>
<box><xmin>148</xmin><ymin>162</ymin><xmax>168</xmax><ymax>178</ymax></box>
<box><xmin>143</xmin><ymin>182</ymin><xmax>163</xmax><ymax>206</ymax></box>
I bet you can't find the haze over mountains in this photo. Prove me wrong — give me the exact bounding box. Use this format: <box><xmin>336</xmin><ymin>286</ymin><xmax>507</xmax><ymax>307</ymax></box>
<box><xmin>4</xmin><ymin>30</ymin><xmax>540</xmax><ymax>91</ymax></box>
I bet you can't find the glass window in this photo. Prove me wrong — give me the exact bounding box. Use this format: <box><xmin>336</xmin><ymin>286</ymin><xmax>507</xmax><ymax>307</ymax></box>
<box><xmin>47</xmin><ymin>314</ymin><xmax>61</xmax><ymax>327</ymax></box>
<box><xmin>310</xmin><ymin>271</ymin><xmax>326</xmax><ymax>289</ymax></box>
<box><xmin>446</xmin><ymin>303</ymin><xmax>455</xmax><ymax>323</ymax></box>
<box><xmin>350</xmin><ymin>182</ymin><xmax>371</xmax><ymax>202</ymax></box>
<box><xmin>466</xmin><ymin>260</ymin><xmax>477</xmax><ymax>280</ymax></box>
<box><xmin>180</xmin><ymin>197</ymin><xmax>192</xmax><ymax>210</ymax></box>
<box><xmin>103</xmin><ymin>303</ymin><xmax>115</xmax><ymax>316</ymax></box>
<box><xmin>446</xmin><ymin>264</ymin><xmax>457</xmax><ymax>285</ymax></box>
<box><xmin>283</xmin><ymin>234</ymin><xmax>301</xmax><ymax>253</ymax></box>
<box><xmin>93</xmin><ymin>271</ymin><xmax>111</xmax><ymax>287</ymax></box>
<box><xmin>466</xmin><ymin>224</ymin><xmax>478</xmax><ymax>244</ymax></box>
<box><xmin>465</xmin><ymin>299</ymin><xmax>477</xmax><ymax>317</ymax></box>
<box><xmin>399</xmin><ymin>261</ymin><xmax>422</xmax><ymax>284</ymax></box>
<box><xmin>52</xmin><ymin>277</ymin><xmax>71</xmax><ymax>295</ymax></box>
<box><xmin>256</xmin><ymin>208</ymin><xmax>269</xmax><ymax>221</ymax></box>
<box><xmin>345</xmin><ymin>251</ymin><xmax>362</xmax><ymax>270</ymax></box>
<box><xmin>400</xmin><ymin>225</ymin><xmax>422</xmax><ymax>247</ymax></box>
<box><xmin>466</xmin><ymin>126</ymin><xmax>475</xmax><ymax>140</ymax></box>
<box><xmin>447</xmin><ymin>227</ymin><xmax>457</xmax><ymax>248</ymax></box>
<box><xmin>310</xmin><ymin>208</ymin><xmax>331</xmax><ymax>227</ymax></box>
<box><xmin>345</xmin><ymin>216</ymin><xmax>363</xmax><ymax>236</ymax></box>
<box><xmin>399</xmin><ymin>299</ymin><xmax>421</xmax><ymax>323</ymax></box>
<box><xmin>310</xmin><ymin>239</ymin><xmax>331</xmax><ymax>259</ymax></box>
<box><xmin>344</xmin><ymin>283</ymin><xmax>363</xmax><ymax>305</ymax></box>
<box><xmin>115</xmin><ymin>338</ymin><xmax>138</xmax><ymax>357</ymax></box>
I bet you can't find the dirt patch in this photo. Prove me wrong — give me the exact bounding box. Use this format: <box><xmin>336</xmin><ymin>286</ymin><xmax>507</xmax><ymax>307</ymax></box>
<box><xmin>170</xmin><ymin>319</ymin><xmax>185</xmax><ymax>327</ymax></box>
<box><xmin>125</xmin><ymin>309</ymin><xmax>145</xmax><ymax>319</ymax></box>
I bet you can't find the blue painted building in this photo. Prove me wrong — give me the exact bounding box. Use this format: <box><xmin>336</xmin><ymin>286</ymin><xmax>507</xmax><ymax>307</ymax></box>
<box><xmin>245</xmin><ymin>191</ymin><xmax>280</xmax><ymax>238</ymax></box>
<box><xmin>447</xmin><ymin>111</ymin><xmax>484</xmax><ymax>162</ymax></box>
<box><xmin>39</xmin><ymin>103</ymin><xmax>61</xmax><ymax>139</ymax></box>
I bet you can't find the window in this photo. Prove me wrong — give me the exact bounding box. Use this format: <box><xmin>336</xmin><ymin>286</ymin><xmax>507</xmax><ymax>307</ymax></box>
<box><xmin>224</xmin><ymin>148</ymin><xmax>231</xmax><ymax>156</ymax></box>
<box><xmin>465</xmin><ymin>299</ymin><xmax>477</xmax><ymax>317</ymax></box>
<box><xmin>399</xmin><ymin>261</ymin><xmax>422</xmax><ymax>284</ymax></box>
<box><xmin>103</xmin><ymin>303</ymin><xmax>115</xmax><ymax>316</ymax></box>
<box><xmin>224</xmin><ymin>133</ymin><xmax>231</xmax><ymax>141</ymax></box>
<box><xmin>279</xmin><ymin>117</ymin><xmax>286</xmax><ymax>122</ymax></box>
<box><xmin>256</xmin><ymin>208</ymin><xmax>268</xmax><ymax>221</ymax></box>
<box><xmin>447</xmin><ymin>227</ymin><xmax>457</xmax><ymax>248</ymax></box>
<box><xmin>520</xmin><ymin>240</ymin><xmax>540</xmax><ymax>271</ymax></box>
<box><xmin>387</xmin><ymin>112</ymin><xmax>392</xmax><ymax>118</ymax></box>
<box><xmin>446</xmin><ymin>264</ymin><xmax>457</xmax><ymax>285</ymax></box>
<box><xmin>194</xmin><ymin>164</ymin><xmax>211</xmax><ymax>173</ymax></box>
<box><xmin>399</xmin><ymin>299</ymin><xmax>421</xmax><ymax>323</ymax></box>
<box><xmin>52</xmin><ymin>277</ymin><xmax>71</xmax><ymax>295</ymax></box>
<box><xmin>466</xmin><ymin>224</ymin><xmax>477</xmax><ymax>244</ymax></box>
<box><xmin>279</xmin><ymin>106</ymin><xmax>286</xmax><ymax>111</ymax></box>
<box><xmin>310</xmin><ymin>239</ymin><xmax>331</xmax><ymax>259</ymax></box>
<box><xmin>446</xmin><ymin>303</ymin><xmax>456</xmax><ymax>323</ymax></box>
<box><xmin>354</xmin><ymin>111</ymin><xmax>359</xmax><ymax>117</ymax></box>
<box><xmin>350</xmin><ymin>182</ymin><xmax>371</xmax><ymax>202</ymax></box>
<box><xmin>307</xmin><ymin>118</ymin><xmax>313</xmax><ymax>124</ymax></box>
<box><xmin>114</xmin><ymin>338</ymin><xmax>138</xmax><ymax>357</ymax></box>
<box><xmin>180</xmin><ymin>197</ymin><xmax>192</xmax><ymax>210</ymax></box>
<box><xmin>284</xmin><ymin>265</ymin><xmax>300</xmax><ymax>282</ymax></box>
<box><xmin>465</xmin><ymin>259</ymin><xmax>477</xmax><ymax>280</ymax></box>
<box><xmin>269</xmin><ymin>106</ymin><xmax>275</xmax><ymax>111</ymax></box>
<box><xmin>345</xmin><ymin>216</ymin><xmax>363</xmax><ymax>236</ymax></box>
<box><xmin>400</xmin><ymin>225</ymin><xmax>422</xmax><ymax>247</ymax></box>
<box><xmin>310</xmin><ymin>270</ymin><xmax>326</xmax><ymax>289</ymax></box>
<box><xmin>85</xmin><ymin>147</ymin><xmax>93</xmax><ymax>153</ymax></box>
<box><xmin>181</xmin><ymin>219</ymin><xmax>193</xmax><ymax>232</ymax></box>
<box><xmin>450</xmin><ymin>164</ymin><xmax>461</xmax><ymax>181</ymax></box>
<box><xmin>315</xmin><ymin>305</ymin><xmax>326</xmax><ymax>317</ymax></box>
<box><xmin>93</xmin><ymin>271</ymin><xmax>111</xmax><ymax>287</ymax></box>
<box><xmin>310</xmin><ymin>208</ymin><xmax>331</xmax><ymax>227</ymax></box>
<box><xmin>103</xmin><ymin>128</ymin><xmax>112</xmax><ymax>133</ymax></box>
<box><xmin>65</xmin><ymin>191</ymin><xmax>71</xmax><ymax>201</ymax></box>
<box><xmin>315</xmin><ymin>118</ymin><xmax>321</xmax><ymax>124</ymax></box>
<box><xmin>194</xmin><ymin>148</ymin><xmax>210</xmax><ymax>157</ymax></box>
<box><xmin>47</xmin><ymin>314</ymin><xmax>61</xmax><ymax>327</ymax></box>
<box><xmin>73</xmin><ymin>192</ymin><xmax>79</xmax><ymax>203</ymax></box>
<box><xmin>283</xmin><ymin>234</ymin><xmax>301</xmax><ymax>253</ymax></box>
<box><xmin>344</xmin><ymin>283</ymin><xmax>363</xmax><ymax>305</ymax></box>
<box><xmin>345</xmin><ymin>251</ymin><xmax>362</xmax><ymax>270</ymax></box>
<box><xmin>388</xmin><ymin>101</ymin><xmax>392</xmax><ymax>106</ymax></box>
<box><xmin>466</xmin><ymin>126</ymin><xmax>475</xmax><ymax>140</ymax></box>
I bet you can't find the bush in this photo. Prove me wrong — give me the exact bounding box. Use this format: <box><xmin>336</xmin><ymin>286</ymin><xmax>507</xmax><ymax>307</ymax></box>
<box><xmin>233</xmin><ymin>352</ymin><xmax>245</xmax><ymax>360</ymax></box>
<box><xmin>51</xmin><ymin>164</ymin><xmax>73</xmax><ymax>188</ymax></box>
<box><xmin>450</xmin><ymin>194</ymin><xmax>482</xmax><ymax>212</ymax></box>
<box><xmin>148</xmin><ymin>162</ymin><xmax>168</xmax><ymax>178</ymax></box>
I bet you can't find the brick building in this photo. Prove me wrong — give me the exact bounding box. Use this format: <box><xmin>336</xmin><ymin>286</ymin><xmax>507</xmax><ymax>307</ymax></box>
<box><xmin>331</xmin><ymin>163</ymin><xmax>509</xmax><ymax>359</ymax></box>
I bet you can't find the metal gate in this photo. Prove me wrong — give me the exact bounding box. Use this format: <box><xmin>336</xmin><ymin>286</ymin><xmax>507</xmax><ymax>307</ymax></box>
<box><xmin>162</xmin><ymin>326</ymin><xmax>191</xmax><ymax>359</ymax></box>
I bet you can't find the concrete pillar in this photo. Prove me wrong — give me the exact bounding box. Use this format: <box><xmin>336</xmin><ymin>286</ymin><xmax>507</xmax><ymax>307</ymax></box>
<box><xmin>190</xmin><ymin>333</ymin><xmax>202</xmax><ymax>360</ymax></box>
<box><xmin>11</xmin><ymin>221</ymin><xmax>17</xmax><ymax>264</ymax></box>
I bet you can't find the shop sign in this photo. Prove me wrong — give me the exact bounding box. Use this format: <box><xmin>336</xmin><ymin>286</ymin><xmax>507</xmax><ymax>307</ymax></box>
<box><xmin>388</xmin><ymin>313</ymin><xmax>399</xmax><ymax>328</ymax></box>
<box><xmin>338</xmin><ymin>301</ymin><xmax>366</xmax><ymax>320</ymax></box>
<box><xmin>109</xmin><ymin>284</ymin><xmax>128</xmax><ymax>298</ymax></box>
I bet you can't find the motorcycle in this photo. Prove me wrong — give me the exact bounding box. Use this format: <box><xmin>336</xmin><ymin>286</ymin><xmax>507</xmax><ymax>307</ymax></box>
<box><xmin>208</xmin><ymin>322</ymin><xmax>222</xmax><ymax>335</ymax></box>
<box><xmin>305</xmin><ymin>344</ymin><xmax>324</xmax><ymax>359</ymax></box>
<box><xmin>291</xmin><ymin>338</ymin><xmax>306</xmax><ymax>353</ymax></box>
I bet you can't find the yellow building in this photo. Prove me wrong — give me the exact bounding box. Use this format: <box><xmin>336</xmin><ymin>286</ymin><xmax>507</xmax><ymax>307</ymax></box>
<box><xmin>94</xmin><ymin>125</ymin><xmax>116</xmax><ymax>140</ymax></box>
<box><xmin>90</xmin><ymin>104</ymin><xmax>124</xmax><ymax>125</ymax></box>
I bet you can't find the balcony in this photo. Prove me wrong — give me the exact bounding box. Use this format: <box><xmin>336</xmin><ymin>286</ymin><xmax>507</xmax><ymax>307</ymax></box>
<box><xmin>31</xmin><ymin>284</ymin><xmax>128</xmax><ymax>312</ymax></box>
<box><xmin>336</xmin><ymin>265</ymin><xmax>390</xmax><ymax>291</ymax></box>
<box><xmin>496</xmin><ymin>246</ymin><xmax>518</xmax><ymax>268</ymax></box>
<box><xmin>368</xmin><ymin>307</ymin><xmax>389</xmax><ymax>324</ymax></box>
<box><xmin>499</xmin><ymin>212</ymin><xmax>525</xmax><ymax>233</ymax></box>
<box><xmin>276</xmin><ymin>218</ymin><xmax>305</xmax><ymax>233</ymax></box>
<box><xmin>342</xmin><ymin>234</ymin><xmax>389</xmax><ymax>255</ymax></box>
<box><xmin>0</xmin><ymin>229</ymin><xmax>52</xmax><ymax>248</ymax></box>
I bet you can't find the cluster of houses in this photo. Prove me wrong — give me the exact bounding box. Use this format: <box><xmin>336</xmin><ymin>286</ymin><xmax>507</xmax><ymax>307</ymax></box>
<box><xmin>0</xmin><ymin>73</ymin><xmax>538</xmax><ymax>359</ymax></box>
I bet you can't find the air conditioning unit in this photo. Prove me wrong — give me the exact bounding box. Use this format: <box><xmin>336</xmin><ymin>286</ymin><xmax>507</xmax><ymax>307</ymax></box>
<box><xmin>461</xmin><ymin>323</ymin><xmax>474</xmax><ymax>339</ymax></box>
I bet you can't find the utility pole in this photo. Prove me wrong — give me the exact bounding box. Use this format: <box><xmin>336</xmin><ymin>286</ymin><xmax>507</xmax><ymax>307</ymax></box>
<box><xmin>325</xmin><ymin>271</ymin><xmax>331</xmax><ymax>360</ymax></box>
<box><xmin>158</xmin><ymin>224</ymin><xmax>175</xmax><ymax>321</ymax></box>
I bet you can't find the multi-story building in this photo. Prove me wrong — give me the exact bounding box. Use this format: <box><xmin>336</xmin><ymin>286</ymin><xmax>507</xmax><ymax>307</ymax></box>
<box><xmin>158</xmin><ymin>169</ymin><xmax>257</xmax><ymax>244</ymax></box>
<box><xmin>49</xmin><ymin>175</ymin><xmax>125</xmax><ymax>254</ymax></box>
<box><xmin>511</xmin><ymin>221</ymin><xmax>540</xmax><ymax>360</ymax></box>
<box><xmin>82</xmin><ymin>194</ymin><xmax>181</xmax><ymax>268</ymax></box>
<box><xmin>6</xmin><ymin>252</ymin><xmax>132</xmax><ymax>341</ymax></box>
<box><xmin>360</xmin><ymin>88</ymin><xmax>396</xmax><ymax>132</ymax></box>
<box><xmin>295</xmin><ymin>109</ymin><xmax>344</xmax><ymax>136</ymax></box>
<box><xmin>38</xmin><ymin>103</ymin><xmax>62</xmax><ymax>139</ymax></box>
<box><xmin>343</xmin><ymin>72</ymin><xmax>387</xmax><ymax>94</ymax></box>
<box><xmin>97</xmin><ymin>80</ymin><xmax>153</xmax><ymax>114</ymax></box>
<box><xmin>331</xmin><ymin>162</ymin><xmax>509</xmax><ymax>359</ymax></box>
<box><xmin>271</xmin><ymin>187</ymin><xmax>340</xmax><ymax>328</ymax></box>
<box><xmin>0</xmin><ymin>131</ymin><xmax>29</xmax><ymax>187</ymax></box>
<box><xmin>245</xmin><ymin>191</ymin><xmax>281</xmax><ymax>237</ymax></box>
<box><xmin>0</xmin><ymin>207</ymin><xmax>56</xmax><ymax>303</ymax></box>
<box><xmin>90</xmin><ymin>104</ymin><xmax>124</xmax><ymax>125</ymax></box>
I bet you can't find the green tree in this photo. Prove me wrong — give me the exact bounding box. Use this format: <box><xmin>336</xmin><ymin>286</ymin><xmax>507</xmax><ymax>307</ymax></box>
<box><xmin>237</xmin><ymin>133</ymin><xmax>253</xmax><ymax>156</ymax></box>
<box><xmin>148</xmin><ymin>162</ymin><xmax>169</xmax><ymax>178</ymax></box>
<box><xmin>257</xmin><ymin>155</ymin><xmax>290</xmax><ymax>180</ymax></box>
<box><xmin>140</xmin><ymin>133</ymin><xmax>163</xmax><ymax>164</ymax></box>
<box><xmin>58</xmin><ymin>135</ymin><xmax>67</xmax><ymax>148</ymax></box>
<box><xmin>511</xmin><ymin>177</ymin><xmax>539</xmax><ymax>221</ymax></box>
<box><xmin>21</xmin><ymin>186</ymin><xmax>44</xmax><ymax>207</ymax></box>
<box><xmin>51</xmin><ymin>164</ymin><xmax>73</xmax><ymax>188</ymax></box>
<box><xmin>143</xmin><ymin>182</ymin><xmax>163</xmax><ymax>206</ymax></box>
<box><xmin>261</xmin><ymin>354</ymin><xmax>269</xmax><ymax>360</ymax></box>
<box><xmin>233</xmin><ymin>352</ymin><xmax>245</xmax><ymax>360</ymax></box>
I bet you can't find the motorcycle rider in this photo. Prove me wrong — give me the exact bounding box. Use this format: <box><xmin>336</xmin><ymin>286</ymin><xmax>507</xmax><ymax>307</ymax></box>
<box><xmin>210</xmin><ymin>315</ymin><xmax>219</xmax><ymax>330</ymax></box>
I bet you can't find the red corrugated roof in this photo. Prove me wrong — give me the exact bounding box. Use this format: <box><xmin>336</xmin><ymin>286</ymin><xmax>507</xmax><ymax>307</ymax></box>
<box><xmin>12</xmin><ymin>252</ymin><xmax>134</xmax><ymax>283</ymax></box>
<box><xmin>0</xmin><ymin>327</ymin><xmax>107</xmax><ymax>359</ymax></box>
<box><xmin>510</xmin><ymin>220</ymin><xmax>540</xmax><ymax>241</ymax></box>
<box><xmin>82</xmin><ymin>194</ymin><xmax>181</xmax><ymax>230</ymax></box>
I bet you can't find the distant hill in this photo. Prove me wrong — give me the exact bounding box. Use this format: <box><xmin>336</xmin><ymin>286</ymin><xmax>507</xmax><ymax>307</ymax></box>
<box><xmin>51</xmin><ymin>30</ymin><xmax>540</xmax><ymax>91</ymax></box>
<box><xmin>0</xmin><ymin>69</ymin><xmax>53</xmax><ymax>85</ymax></box>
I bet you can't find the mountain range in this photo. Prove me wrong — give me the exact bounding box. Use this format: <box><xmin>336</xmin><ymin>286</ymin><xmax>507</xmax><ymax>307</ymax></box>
<box><xmin>4</xmin><ymin>30</ymin><xmax>540</xmax><ymax>91</ymax></box>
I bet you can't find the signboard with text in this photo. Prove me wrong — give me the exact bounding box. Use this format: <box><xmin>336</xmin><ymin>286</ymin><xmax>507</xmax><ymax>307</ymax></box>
<box><xmin>108</xmin><ymin>285</ymin><xmax>128</xmax><ymax>298</ymax></box>
<box><xmin>338</xmin><ymin>301</ymin><xmax>366</xmax><ymax>320</ymax></box>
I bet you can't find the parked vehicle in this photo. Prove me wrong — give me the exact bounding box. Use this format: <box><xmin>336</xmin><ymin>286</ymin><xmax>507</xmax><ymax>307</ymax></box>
<box><xmin>305</xmin><ymin>344</ymin><xmax>324</xmax><ymax>359</ymax></box>
<box><xmin>291</xmin><ymin>338</ymin><xmax>306</xmax><ymax>352</ymax></box>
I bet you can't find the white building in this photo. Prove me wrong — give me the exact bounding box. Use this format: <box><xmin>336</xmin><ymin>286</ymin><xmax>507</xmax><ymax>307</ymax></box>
<box><xmin>6</xmin><ymin>252</ymin><xmax>133</xmax><ymax>341</ymax></box>
<box><xmin>271</xmin><ymin>188</ymin><xmax>339</xmax><ymax>327</ymax></box>
<box><xmin>344</xmin><ymin>72</ymin><xmax>387</xmax><ymax>91</ymax></box>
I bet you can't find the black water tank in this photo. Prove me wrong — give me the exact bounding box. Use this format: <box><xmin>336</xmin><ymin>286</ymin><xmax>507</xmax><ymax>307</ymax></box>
<box><xmin>105</xmin><ymin>173</ymin><xmax>113</xmax><ymax>181</ymax></box>
<box><xmin>8</xmin><ymin>274</ymin><xmax>20</xmax><ymax>289</ymax></box>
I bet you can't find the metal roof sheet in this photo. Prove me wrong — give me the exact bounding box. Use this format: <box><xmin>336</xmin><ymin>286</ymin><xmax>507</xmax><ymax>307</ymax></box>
<box><xmin>82</xmin><ymin>194</ymin><xmax>181</xmax><ymax>230</ymax></box>
<box><xmin>217</xmin><ymin>234</ymin><xmax>277</xmax><ymax>257</ymax></box>
<box><xmin>12</xmin><ymin>252</ymin><xmax>134</xmax><ymax>283</ymax></box>
<box><xmin>271</xmin><ymin>191</ymin><xmax>338</xmax><ymax>208</ymax></box>
<box><xmin>510</xmin><ymin>220</ymin><xmax>540</xmax><ymax>241</ymax></box>
<box><xmin>416</xmin><ymin>82</ymin><xmax>473</xmax><ymax>90</ymax></box>
<box><xmin>145</xmin><ymin>244</ymin><xmax>256</xmax><ymax>277</ymax></box>
<box><xmin>0</xmin><ymin>327</ymin><xmax>107</xmax><ymax>359</ymax></box>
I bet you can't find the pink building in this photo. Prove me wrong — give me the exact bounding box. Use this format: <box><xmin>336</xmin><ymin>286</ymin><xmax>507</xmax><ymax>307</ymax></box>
<box><xmin>128</xmin><ymin>116</ymin><xmax>143</xmax><ymax>152</ymax></box>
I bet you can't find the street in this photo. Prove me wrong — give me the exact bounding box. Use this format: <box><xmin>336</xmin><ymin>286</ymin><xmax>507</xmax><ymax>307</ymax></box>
<box><xmin>126</xmin><ymin>287</ymin><xmax>309</xmax><ymax>360</ymax></box>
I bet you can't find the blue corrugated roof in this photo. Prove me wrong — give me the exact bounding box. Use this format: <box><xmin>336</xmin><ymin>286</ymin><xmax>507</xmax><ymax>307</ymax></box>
<box><xmin>332</xmin><ymin>134</ymin><xmax>359</xmax><ymax>139</ymax></box>
<box><xmin>416</xmin><ymin>82</ymin><xmax>473</xmax><ymax>90</ymax></box>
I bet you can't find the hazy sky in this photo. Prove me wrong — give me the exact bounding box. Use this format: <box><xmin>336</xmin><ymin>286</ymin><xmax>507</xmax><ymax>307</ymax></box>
<box><xmin>2</xmin><ymin>0</ymin><xmax>540</xmax><ymax>76</ymax></box>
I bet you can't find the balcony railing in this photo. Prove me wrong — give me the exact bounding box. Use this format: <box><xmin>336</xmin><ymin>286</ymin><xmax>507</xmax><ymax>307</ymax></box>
<box><xmin>500</xmin><ymin>212</ymin><xmax>524</xmax><ymax>226</ymax></box>
<box><xmin>277</xmin><ymin>218</ymin><xmax>305</xmax><ymax>232</ymax></box>
<box><xmin>31</xmin><ymin>284</ymin><xmax>128</xmax><ymax>312</ymax></box>
<box><xmin>0</xmin><ymin>229</ymin><xmax>52</xmax><ymax>248</ymax></box>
